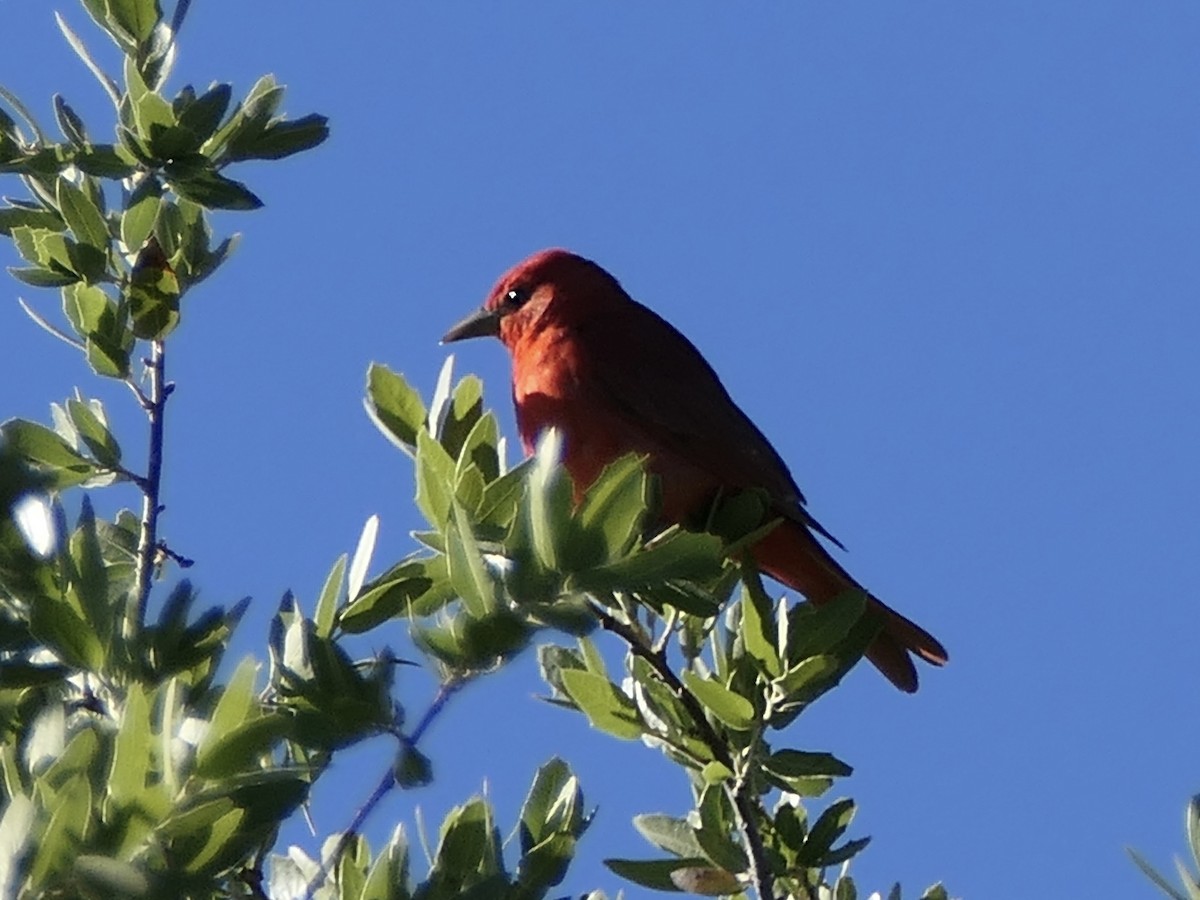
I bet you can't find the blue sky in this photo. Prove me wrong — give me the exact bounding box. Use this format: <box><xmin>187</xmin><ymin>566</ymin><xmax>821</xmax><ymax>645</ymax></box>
<box><xmin>3</xmin><ymin>2</ymin><xmax>1200</xmax><ymax>896</ymax></box>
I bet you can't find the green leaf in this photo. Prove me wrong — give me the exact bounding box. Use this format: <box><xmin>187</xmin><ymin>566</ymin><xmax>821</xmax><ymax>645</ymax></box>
<box><xmin>364</xmin><ymin>363</ymin><xmax>426</xmax><ymax>453</ymax></box>
<box><xmin>461</xmin><ymin>609</ymin><xmax>529</xmax><ymax>663</ymax></box>
<box><xmin>812</xmin><ymin>835</ymin><xmax>871</xmax><ymax>868</ymax></box>
<box><xmin>700</xmin><ymin>760</ymin><xmax>734</xmax><ymax>785</ymax></box>
<box><xmin>739</xmin><ymin>565</ymin><xmax>781</xmax><ymax>676</ymax></box>
<box><xmin>670</xmin><ymin>866</ymin><xmax>743</xmax><ymax>895</ymax></box>
<box><xmin>416</xmin><ymin>431</ymin><xmax>456</xmax><ymax>529</ymax></box>
<box><xmin>800</xmin><ymin>797</ymin><xmax>857</xmax><ymax>864</ymax></box>
<box><xmin>174</xmin><ymin>196</ymin><xmax>211</xmax><ymax>276</ymax></box>
<box><xmin>108</xmin><ymin>683</ymin><xmax>151</xmax><ymax>805</ymax></box>
<box><xmin>193</xmin><ymin>713</ymin><xmax>291</xmax><ymax>779</ymax></box>
<box><xmin>454</xmin><ymin>463</ymin><xmax>486</xmax><ymax>515</ymax></box>
<box><xmin>232</xmin><ymin>113</ymin><xmax>329</xmax><ymax>160</ymax></box>
<box><xmin>74</xmin><ymin>143</ymin><xmax>138</xmax><ymax>177</ymax></box>
<box><xmin>776</xmin><ymin>654</ymin><xmax>840</xmax><ymax>698</ymax></box>
<box><xmin>347</xmin><ymin>514</ymin><xmax>379</xmax><ymax>602</ymax></box>
<box><xmin>436</xmin><ymin>373</ymin><xmax>484</xmax><ymax>461</ymax></box>
<box><xmin>681</xmin><ymin>671</ymin><xmax>756</xmax><ymax>730</ymax></box>
<box><xmin>66</xmin><ymin>398</ymin><xmax>121</xmax><ymax>467</ymax></box>
<box><xmin>426</xmin><ymin>797</ymin><xmax>503</xmax><ymax>887</ymax></box>
<box><xmin>395</xmin><ymin>745</ymin><xmax>433</xmax><ymax>789</ymax></box>
<box><xmin>169</xmin><ymin>168</ymin><xmax>263</xmax><ymax>210</ymax></box>
<box><xmin>53</xmin><ymin>94</ymin><xmax>88</xmax><ymax>145</ymax></box>
<box><xmin>86</xmin><ymin>334</ymin><xmax>131</xmax><ymax>378</ymax></box>
<box><xmin>766</xmin><ymin>749</ymin><xmax>853</xmax><ymax>783</ymax></box>
<box><xmin>0</xmin><ymin>661</ymin><xmax>72</xmax><ymax>686</ymax></box>
<box><xmin>69</xmin><ymin>497</ymin><xmax>110</xmax><ymax>641</ymax></box>
<box><xmin>13</xmin><ymin>222</ymin><xmax>105</xmax><ymax>283</ymax></box>
<box><xmin>518</xmin><ymin>757</ymin><xmax>580</xmax><ymax>853</ymax></box>
<box><xmin>120</xmin><ymin>177</ymin><xmax>161</xmax><ymax>250</ymax></box>
<box><xmin>537</xmin><ymin>643</ymin><xmax>587</xmax><ymax>705</ymax></box>
<box><xmin>526</xmin><ymin>430</ymin><xmax>575</xmax><ymax>571</ymax></box>
<box><xmin>360</xmin><ymin>827</ymin><xmax>412</xmax><ymax>900</ymax></box>
<box><xmin>108</xmin><ymin>0</ymin><xmax>161</xmax><ymax>43</ymax></box>
<box><xmin>191</xmin><ymin>233</ymin><xmax>239</xmax><ymax>285</ymax></box>
<box><xmin>182</xmin><ymin>806</ymin><xmax>246</xmax><ymax>875</ymax></box>
<box><xmin>30</xmin><ymin>593</ymin><xmax>103</xmax><ymax>669</ymax></box>
<box><xmin>1</xmin><ymin>418</ymin><xmax>96</xmax><ymax>488</ymax></box>
<box><xmin>413</xmin><ymin>620</ymin><xmax>469</xmax><ymax>669</ymax></box>
<box><xmin>11</xmin><ymin>224</ymin><xmax>44</xmax><ymax>265</ymax></box>
<box><xmin>314</xmin><ymin>553</ymin><xmax>346</xmax><ymax>638</ymax></box>
<box><xmin>577</xmin><ymin>454</ymin><xmax>649</xmax><ymax>563</ymax></box>
<box><xmin>31</xmin><ymin>774</ymin><xmax>94</xmax><ymax>884</ymax></box>
<box><xmin>128</xmin><ymin>261</ymin><xmax>180</xmax><ymax>339</ymax></box>
<box><xmin>8</xmin><ymin>266</ymin><xmax>78</xmax><ymax>287</ymax></box>
<box><xmin>61</xmin><ymin>282</ymin><xmax>106</xmax><ymax>335</ymax></box>
<box><xmin>517</xmin><ymin>832</ymin><xmax>576</xmax><ymax>892</ymax></box>
<box><xmin>634</xmin><ymin>814</ymin><xmax>704</xmax><ymax>858</ymax></box>
<box><xmin>787</xmin><ymin>591</ymin><xmax>869</xmax><ymax>663</ymax></box>
<box><xmin>133</xmin><ymin>96</ymin><xmax>178</xmax><ymax>152</ymax></box>
<box><xmin>558</xmin><ymin>669</ymin><xmax>643</xmax><ymax>740</ymax></box>
<box><xmin>203</xmin><ymin>657</ymin><xmax>256</xmax><ymax>737</ymax></box>
<box><xmin>455</xmin><ymin>412</ymin><xmax>501</xmax><ymax>485</ymax></box>
<box><xmin>0</xmin><ymin>84</ymin><xmax>47</xmax><ymax>143</ymax></box>
<box><xmin>338</xmin><ymin>559</ymin><xmax>439</xmax><ymax>631</ymax></box>
<box><xmin>0</xmin><ymin>205</ymin><xmax>64</xmax><ymax>236</ymax></box>
<box><xmin>446</xmin><ymin>502</ymin><xmax>497</xmax><ymax>616</ymax></box>
<box><xmin>177</xmin><ymin>83</ymin><xmax>232</xmax><ymax>143</ymax></box>
<box><xmin>476</xmin><ymin>461</ymin><xmax>529</xmax><ymax>528</ymax></box>
<box><xmin>574</xmin><ymin>529</ymin><xmax>724</xmax><ymax>593</ymax></box>
<box><xmin>73</xmin><ymin>856</ymin><xmax>151</xmax><ymax>898</ymax></box>
<box><xmin>695</xmin><ymin>784</ymin><xmax>747</xmax><ymax>874</ymax></box>
<box><xmin>604</xmin><ymin>857</ymin><xmax>706</xmax><ymax>891</ymax></box>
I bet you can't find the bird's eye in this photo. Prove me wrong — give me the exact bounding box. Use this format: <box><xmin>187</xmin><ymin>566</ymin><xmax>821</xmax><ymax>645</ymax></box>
<box><xmin>504</xmin><ymin>286</ymin><xmax>531</xmax><ymax>309</ymax></box>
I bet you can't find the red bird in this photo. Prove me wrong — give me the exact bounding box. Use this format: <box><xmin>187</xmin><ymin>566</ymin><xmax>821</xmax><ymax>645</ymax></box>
<box><xmin>443</xmin><ymin>249</ymin><xmax>947</xmax><ymax>692</ymax></box>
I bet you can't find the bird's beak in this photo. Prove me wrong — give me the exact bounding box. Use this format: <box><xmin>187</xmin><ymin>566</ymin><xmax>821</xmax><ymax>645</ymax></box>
<box><xmin>441</xmin><ymin>305</ymin><xmax>501</xmax><ymax>343</ymax></box>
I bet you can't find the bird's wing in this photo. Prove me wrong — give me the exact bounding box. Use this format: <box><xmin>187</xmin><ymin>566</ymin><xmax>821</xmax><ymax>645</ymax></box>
<box><xmin>580</xmin><ymin>299</ymin><xmax>845</xmax><ymax>549</ymax></box>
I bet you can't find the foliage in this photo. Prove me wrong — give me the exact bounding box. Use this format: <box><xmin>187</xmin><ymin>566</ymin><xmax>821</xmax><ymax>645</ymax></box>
<box><xmin>1131</xmin><ymin>796</ymin><xmax>1200</xmax><ymax>900</ymax></box>
<box><xmin>0</xmin><ymin>2</ymin><xmax>950</xmax><ymax>899</ymax></box>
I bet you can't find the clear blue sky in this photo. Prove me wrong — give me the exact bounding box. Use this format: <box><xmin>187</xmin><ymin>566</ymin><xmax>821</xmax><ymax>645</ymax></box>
<box><xmin>3</xmin><ymin>2</ymin><xmax>1200</xmax><ymax>897</ymax></box>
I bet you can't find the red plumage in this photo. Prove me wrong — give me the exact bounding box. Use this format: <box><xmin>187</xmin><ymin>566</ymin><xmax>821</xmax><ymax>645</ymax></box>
<box><xmin>443</xmin><ymin>248</ymin><xmax>947</xmax><ymax>692</ymax></box>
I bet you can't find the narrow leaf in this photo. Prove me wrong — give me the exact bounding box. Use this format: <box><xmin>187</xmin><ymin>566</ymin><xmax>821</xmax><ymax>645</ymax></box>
<box><xmin>347</xmin><ymin>514</ymin><xmax>379</xmax><ymax>601</ymax></box>
<box><xmin>314</xmin><ymin>553</ymin><xmax>346</xmax><ymax>638</ymax></box>
<box><xmin>55</xmin><ymin>13</ymin><xmax>122</xmax><ymax>106</ymax></box>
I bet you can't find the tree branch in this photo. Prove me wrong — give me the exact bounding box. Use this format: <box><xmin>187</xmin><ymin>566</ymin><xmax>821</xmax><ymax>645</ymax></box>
<box><xmin>592</xmin><ymin>601</ymin><xmax>775</xmax><ymax>900</ymax></box>
<box><xmin>301</xmin><ymin>677</ymin><xmax>465</xmax><ymax>900</ymax></box>
<box><xmin>131</xmin><ymin>340</ymin><xmax>168</xmax><ymax>636</ymax></box>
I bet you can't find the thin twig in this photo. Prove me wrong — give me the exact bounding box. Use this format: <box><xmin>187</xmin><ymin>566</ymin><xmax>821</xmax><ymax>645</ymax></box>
<box><xmin>17</xmin><ymin>297</ymin><xmax>85</xmax><ymax>350</ymax></box>
<box><xmin>407</xmin><ymin>677</ymin><xmax>463</xmax><ymax>745</ymax></box>
<box><xmin>131</xmin><ymin>341</ymin><xmax>167</xmax><ymax>637</ymax></box>
<box><xmin>156</xmin><ymin>541</ymin><xmax>194</xmax><ymax>568</ymax></box>
<box><xmin>592</xmin><ymin>602</ymin><xmax>776</xmax><ymax>900</ymax></box>
<box><xmin>123</xmin><ymin>376</ymin><xmax>152</xmax><ymax>411</ymax></box>
<box><xmin>301</xmin><ymin>678</ymin><xmax>465</xmax><ymax>900</ymax></box>
<box><xmin>653</xmin><ymin>607</ymin><xmax>680</xmax><ymax>655</ymax></box>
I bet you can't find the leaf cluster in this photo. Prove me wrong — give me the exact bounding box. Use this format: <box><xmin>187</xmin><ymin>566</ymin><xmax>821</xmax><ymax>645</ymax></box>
<box><xmin>1132</xmin><ymin>796</ymin><xmax>1200</xmax><ymax>900</ymax></box>
<box><xmin>1</xmin><ymin>0</ymin><xmax>328</xmax><ymax>368</ymax></box>
<box><xmin>360</xmin><ymin>359</ymin><xmax>949</xmax><ymax>899</ymax></box>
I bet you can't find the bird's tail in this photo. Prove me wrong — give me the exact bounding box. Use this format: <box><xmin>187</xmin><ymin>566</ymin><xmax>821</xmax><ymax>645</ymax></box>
<box><xmin>751</xmin><ymin>521</ymin><xmax>948</xmax><ymax>693</ymax></box>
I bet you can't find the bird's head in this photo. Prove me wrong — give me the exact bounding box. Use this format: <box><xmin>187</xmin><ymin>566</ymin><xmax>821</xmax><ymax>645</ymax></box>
<box><xmin>442</xmin><ymin>249</ymin><xmax>620</xmax><ymax>349</ymax></box>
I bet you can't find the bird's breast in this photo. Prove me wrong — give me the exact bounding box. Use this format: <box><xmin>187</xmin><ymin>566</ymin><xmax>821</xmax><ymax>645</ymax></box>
<box><xmin>511</xmin><ymin>328</ymin><xmax>587</xmax><ymax>445</ymax></box>
<box><xmin>508</xmin><ymin>327</ymin><xmax>718</xmax><ymax>517</ymax></box>
<box><xmin>510</xmin><ymin>328</ymin><xmax>627</xmax><ymax>492</ymax></box>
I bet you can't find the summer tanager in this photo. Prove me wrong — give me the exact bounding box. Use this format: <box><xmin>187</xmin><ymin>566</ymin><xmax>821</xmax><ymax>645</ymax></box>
<box><xmin>443</xmin><ymin>249</ymin><xmax>947</xmax><ymax>692</ymax></box>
